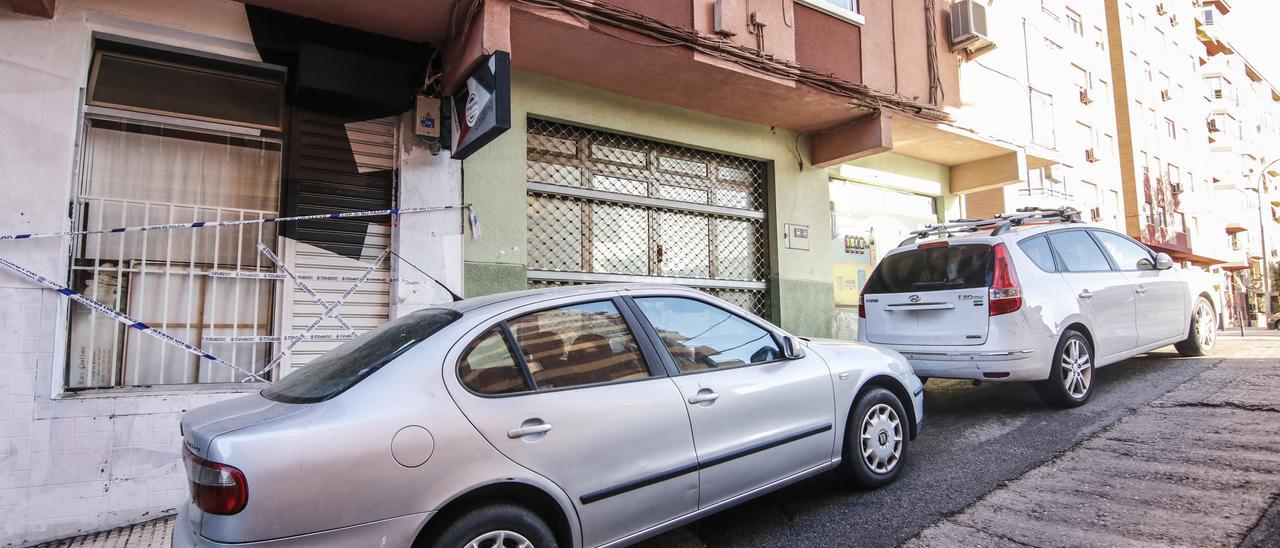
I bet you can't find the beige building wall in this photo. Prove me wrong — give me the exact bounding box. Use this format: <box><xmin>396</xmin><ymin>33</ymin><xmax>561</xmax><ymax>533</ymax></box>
<box><xmin>1104</xmin><ymin>0</ymin><xmax>1219</xmax><ymax>263</ymax></box>
<box><xmin>948</xmin><ymin>0</ymin><xmax>1123</xmax><ymax>228</ymax></box>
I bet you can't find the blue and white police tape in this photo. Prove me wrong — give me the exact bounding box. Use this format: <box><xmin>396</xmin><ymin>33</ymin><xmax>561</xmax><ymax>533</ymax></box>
<box><xmin>261</xmin><ymin>249</ymin><xmax>389</xmax><ymax>371</ymax></box>
<box><xmin>0</xmin><ymin>204</ymin><xmax>476</xmax><ymax>241</ymax></box>
<box><xmin>0</xmin><ymin>257</ymin><xmax>270</xmax><ymax>382</ymax></box>
<box><xmin>256</xmin><ymin>243</ymin><xmax>356</xmax><ymax>334</ymax></box>
<box><xmin>202</xmin><ymin>333</ymin><xmax>359</xmax><ymax>343</ymax></box>
<box><xmin>207</xmin><ymin>270</ymin><xmax>431</xmax><ymax>285</ymax></box>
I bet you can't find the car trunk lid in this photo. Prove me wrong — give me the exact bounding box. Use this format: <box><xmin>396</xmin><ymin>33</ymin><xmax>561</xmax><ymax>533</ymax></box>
<box><xmin>862</xmin><ymin>242</ymin><xmax>993</xmax><ymax>346</ymax></box>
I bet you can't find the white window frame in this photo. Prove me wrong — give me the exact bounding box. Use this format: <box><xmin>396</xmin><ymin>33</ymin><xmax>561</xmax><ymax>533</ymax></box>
<box><xmin>795</xmin><ymin>0</ymin><xmax>864</xmax><ymax>26</ymax></box>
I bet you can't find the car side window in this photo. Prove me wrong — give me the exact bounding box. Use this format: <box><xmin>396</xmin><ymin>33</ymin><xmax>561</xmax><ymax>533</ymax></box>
<box><xmin>508</xmin><ymin>300</ymin><xmax>650</xmax><ymax>390</ymax></box>
<box><xmin>1092</xmin><ymin>230</ymin><xmax>1154</xmax><ymax>271</ymax></box>
<box><xmin>1046</xmin><ymin>230</ymin><xmax>1114</xmax><ymax>272</ymax></box>
<box><xmin>633</xmin><ymin>297</ymin><xmax>782</xmax><ymax>373</ymax></box>
<box><xmin>459</xmin><ymin>327</ymin><xmax>531</xmax><ymax>395</ymax></box>
<box><xmin>1018</xmin><ymin>236</ymin><xmax>1057</xmax><ymax>272</ymax></box>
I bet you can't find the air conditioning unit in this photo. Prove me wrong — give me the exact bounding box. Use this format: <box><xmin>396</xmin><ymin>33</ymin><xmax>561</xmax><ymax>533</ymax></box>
<box><xmin>950</xmin><ymin>0</ymin><xmax>995</xmax><ymax>56</ymax></box>
<box><xmin>1161</xmin><ymin>89</ymin><xmax>1173</xmax><ymax>101</ymax></box>
<box><xmin>1170</xmin><ymin>14</ymin><xmax>1179</xmax><ymax>26</ymax></box>
<box><xmin>1207</xmin><ymin>118</ymin><xmax>1221</xmax><ymax>132</ymax></box>
<box><xmin>1156</xmin><ymin>3</ymin><xmax>1167</xmax><ymax>15</ymax></box>
<box><xmin>1079</xmin><ymin>88</ymin><xmax>1094</xmax><ymax>105</ymax></box>
<box><xmin>1085</xmin><ymin>148</ymin><xmax>1099</xmax><ymax>163</ymax></box>
<box><xmin>1090</xmin><ymin>207</ymin><xmax>1102</xmax><ymax>221</ymax></box>
<box><xmin>1171</xmin><ymin>182</ymin><xmax>1184</xmax><ymax>193</ymax></box>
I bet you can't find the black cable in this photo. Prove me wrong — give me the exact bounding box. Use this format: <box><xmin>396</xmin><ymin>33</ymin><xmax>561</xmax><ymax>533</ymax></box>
<box><xmin>389</xmin><ymin>250</ymin><xmax>464</xmax><ymax>302</ymax></box>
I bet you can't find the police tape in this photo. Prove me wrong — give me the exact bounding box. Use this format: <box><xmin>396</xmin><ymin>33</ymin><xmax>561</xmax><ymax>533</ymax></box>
<box><xmin>0</xmin><ymin>256</ymin><xmax>270</xmax><ymax>382</ymax></box>
<box><xmin>260</xmin><ymin>249</ymin><xmax>388</xmax><ymax>371</ymax></box>
<box><xmin>0</xmin><ymin>203</ymin><xmax>477</xmax><ymax>241</ymax></box>
<box><xmin>256</xmin><ymin>243</ymin><xmax>356</xmax><ymax>335</ymax></box>
<box><xmin>202</xmin><ymin>333</ymin><xmax>359</xmax><ymax>343</ymax></box>
<box><xmin>206</xmin><ymin>270</ymin><xmax>432</xmax><ymax>285</ymax></box>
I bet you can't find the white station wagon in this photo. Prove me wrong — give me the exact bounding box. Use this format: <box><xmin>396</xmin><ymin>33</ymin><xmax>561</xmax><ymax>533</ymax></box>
<box><xmin>176</xmin><ymin>284</ymin><xmax>923</xmax><ymax>548</ymax></box>
<box><xmin>858</xmin><ymin>208</ymin><xmax>1218</xmax><ymax>407</ymax></box>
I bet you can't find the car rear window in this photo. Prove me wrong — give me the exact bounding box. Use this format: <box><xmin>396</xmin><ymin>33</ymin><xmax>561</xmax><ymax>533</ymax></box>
<box><xmin>863</xmin><ymin>244</ymin><xmax>993</xmax><ymax>294</ymax></box>
<box><xmin>261</xmin><ymin>309</ymin><xmax>461</xmax><ymax>404</ymax></box>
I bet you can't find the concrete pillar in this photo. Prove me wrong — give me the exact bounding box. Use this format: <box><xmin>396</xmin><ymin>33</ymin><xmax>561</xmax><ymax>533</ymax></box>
<box><xmin>392</xmin><ymin>113</ymin><xmax>464</xmax><ymax>317</ymax></box>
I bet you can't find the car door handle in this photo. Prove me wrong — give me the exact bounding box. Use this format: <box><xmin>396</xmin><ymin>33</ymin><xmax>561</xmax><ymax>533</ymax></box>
<box><xmin>507</xmin><ymin>422</ymin><xmax>553</xmax><ymax>439</ymax></box>
<box><xmin>688</xmin><ymin>389</ymin><xmax>720</xmax><ymax>405</ymax></box>
<box><xmin>1079</xmin><ymin>290</ymin><xmax>1094</xmax><ymax>299</ymax></box>
<box><xmin>1135</xmin><ymin>285</ymin><xmax>1147</xmax><ymax>295</ymax></box>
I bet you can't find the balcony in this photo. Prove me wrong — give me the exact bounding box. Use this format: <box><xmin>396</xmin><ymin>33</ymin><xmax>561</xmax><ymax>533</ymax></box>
<box><xmin>1141</xmin><ymin>224</ymin><xmax>1191</xmax><ymax>255</ymax></box>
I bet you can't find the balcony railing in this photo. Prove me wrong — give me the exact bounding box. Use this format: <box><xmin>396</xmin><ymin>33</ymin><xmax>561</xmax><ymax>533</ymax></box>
<box><xmin>1141</xmin><ymin>224</ymin><xmax>1190</xmax><ymax>254</ymax></box>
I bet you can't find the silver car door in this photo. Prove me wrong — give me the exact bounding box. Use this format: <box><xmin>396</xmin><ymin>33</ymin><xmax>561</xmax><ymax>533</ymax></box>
<box><xmin>629</xmin><ymin>295</ymin><xmax>835</xmax><ymax>509</ymax></box>
<box><xmin>1091</xmin><ymin>230</ymin><xmax>1186</xmax><ymax>344</ymax></box>
<box><xmin>443</xmin><ymin>296</ymin><xmax>698</xmax><ymax>547</ymax></box>
<box><xmin>1047</xmin><ymin>230</ymin><xmax>1138</xmax><ymax>359</ymax></box>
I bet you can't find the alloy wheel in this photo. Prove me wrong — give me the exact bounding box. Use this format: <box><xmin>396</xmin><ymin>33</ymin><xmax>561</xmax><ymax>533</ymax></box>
<box><xmin>1196</xmin><ymin>301</ymin><xmax>1216</xmax><ymax>349</ymax></box>
<box><xmin>1060</xmin><ymin>338</ymin><xmax>1092</xmax><ymax>399</ymax></box>
<box><xmin>465</xmin><ymin>530</ymin><xmax>533</xmax><ymax>548</ymax></box>
<box><xmin>861</xmin><ymin>403</ymin><xmax>903</xmax><ymax>474</ymax></box>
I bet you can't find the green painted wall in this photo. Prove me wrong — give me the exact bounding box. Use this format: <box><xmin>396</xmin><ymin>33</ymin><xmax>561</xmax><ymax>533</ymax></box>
<box><xmin>462</xmin><ymin>71</ymin><xmax>835</xmax><ymax>336</ymax></box>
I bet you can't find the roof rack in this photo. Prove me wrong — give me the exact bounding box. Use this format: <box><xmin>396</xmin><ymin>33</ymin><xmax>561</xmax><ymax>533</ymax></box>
<box><xmin>898</xmin><ymin>207</ymin><xmax>1082</xmax><ymax>247</ymax></box>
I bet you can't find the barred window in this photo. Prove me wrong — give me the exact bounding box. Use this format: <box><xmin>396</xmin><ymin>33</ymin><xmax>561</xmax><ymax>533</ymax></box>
<box><xmin>525</xmin><ymin>119</ymin><xmax>771</xmax><ymax>319</ymax></box>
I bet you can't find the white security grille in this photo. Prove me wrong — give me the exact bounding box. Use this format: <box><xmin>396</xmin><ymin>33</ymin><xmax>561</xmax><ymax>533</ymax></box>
<box><xmin>525</xmin><ymin>119</ymin><xmax>770</xmax><ymax>318</ymax></box>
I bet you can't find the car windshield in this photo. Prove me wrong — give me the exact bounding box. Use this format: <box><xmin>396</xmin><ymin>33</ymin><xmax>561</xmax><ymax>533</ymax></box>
<box><xmin>863</xmin><ymin>244</ymin><xmax>993</xmax><ymax>294</ymax></box>
<box><xmin>261</xmin><ymin>308</ymin><xmax>461</xmax><ymax>404</ymax></box>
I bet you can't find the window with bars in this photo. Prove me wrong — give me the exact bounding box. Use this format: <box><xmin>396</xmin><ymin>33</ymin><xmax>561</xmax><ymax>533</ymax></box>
<box><xmin>524</xmin><ymin>119</ymin><xmax>771</xmax><ymax>319</ymax></box>
<box><xmin>67</xmin><ymin>41</ymin><xmax>286</xmax><ymax>389</ymax></box>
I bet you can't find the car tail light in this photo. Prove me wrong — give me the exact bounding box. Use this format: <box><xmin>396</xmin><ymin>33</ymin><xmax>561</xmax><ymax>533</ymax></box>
<box><xmin>858</xmin><ymin>283</ymin><xmax>868</xmax><ymax>319</ymax></box>
<box><xmin>917</xmin><ymin>240</ymin><xmax>949</xmax><ymax>249</ymax></box>
<box><xmin>988</xmin><ymin>243</ymin><xmax>1022</xmax><ymax>316</ymax></box>
<box><xmin>183</xmin><ymin>447</ymin><xmax>248</xmax><ymax>515</ymax></box>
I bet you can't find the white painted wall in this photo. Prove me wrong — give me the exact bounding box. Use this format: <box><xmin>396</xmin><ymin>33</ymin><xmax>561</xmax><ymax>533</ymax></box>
<box><xmin>392</xmin><ymin>114</ymin><xmax>465</xmax><ymax>316</ymax></box>
<box><xmin>0</xmin><ymin>1</ymin><xmax>271</xmax><ymax>544</ymax></box>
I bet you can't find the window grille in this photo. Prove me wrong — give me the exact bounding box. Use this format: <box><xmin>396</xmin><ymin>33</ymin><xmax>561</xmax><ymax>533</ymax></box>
<box><xmin>525</xmin><ymin>119</ymin><xmax>771</xmax><ymax>319</ymax></box>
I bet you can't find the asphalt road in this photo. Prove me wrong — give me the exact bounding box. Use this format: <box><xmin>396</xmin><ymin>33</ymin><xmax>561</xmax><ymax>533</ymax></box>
<box><xmin>638</xmin><ymin>347</ymin><xmax>1226</xmax><ymax>548</ymax></box>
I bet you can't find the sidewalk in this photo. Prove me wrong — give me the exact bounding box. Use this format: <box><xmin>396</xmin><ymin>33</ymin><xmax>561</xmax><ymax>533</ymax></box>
<box><xmin>907</xmin><ymin>339</ymin><xmax>1280</xmax><ymax>547</ymax></box>
<box><xmin>29</xmin><ymin>516</ymin><xmax>173</xmax><ymax>548</ymax></box>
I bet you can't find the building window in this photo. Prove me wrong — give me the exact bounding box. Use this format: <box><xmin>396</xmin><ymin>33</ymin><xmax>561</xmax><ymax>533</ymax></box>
<box><xmin>1066</xmin><ymin>9</ymin><xmax>1084</xmax><ymax>36</ymax></box>
<box><xmin>68</xmin><ymin>40</ymin><xmax>286</xmax><ymax>389</ymax></box>
<box><xmin>1094</xmin><ymin>26</ymin><xmax>1106</xmax><ymax>50</ymax></box>
<box><xmin>1166</xmin><ymin>118</ymin><xmax>1177</xmax><ymax>140</ymax></box>
<box><xmin>1030</xmin><ymin>89</ymin><xmax>1056</xmax><ymax>148</ymax></box>
<box><xmin>1202</xmin><ymin>8</ymin><xmax>1215</xmax><ymax>26</ymax></box>
<box><xmin>1101</xmin><ymin>133</ymin><xmax>1114</xmax><ymax>160</ymax></box>
<box><xmin>797</xmin><ymin>0</ymin><xmax>862</xmax><ymax>23</ymax></box>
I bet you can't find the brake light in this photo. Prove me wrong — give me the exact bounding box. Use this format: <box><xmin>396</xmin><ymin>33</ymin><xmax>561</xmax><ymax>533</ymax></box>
<box><xmin>183</xmin><ymin>447</ymin><xmax>248</xmax><ymax>515</ymax></box>
<box><xmin>918</xmin><ymin>240</ymin><xmax>949</xmax><ymax>249</ymax></box>
<box><xmin>858</xmin><ymin>282</ymin><xmax>868</xmax><ymax>318</ymax></box>
<box><xmin>988</xmin><ymin>243</ymin><xmax>1022</xmax><ymax>316</ymax></box>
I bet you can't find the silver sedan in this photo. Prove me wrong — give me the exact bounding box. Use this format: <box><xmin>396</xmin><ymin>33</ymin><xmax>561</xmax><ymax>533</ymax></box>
<box><xmin>173</xmin><ymin>284</ymin><xmax>924</xmax><ymax>548</ymax></box>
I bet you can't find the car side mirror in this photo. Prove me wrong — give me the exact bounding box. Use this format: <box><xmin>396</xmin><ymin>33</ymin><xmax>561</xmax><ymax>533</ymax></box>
<box><xmin>782</xmin><ymin>336</ymin><xmax>806</xmax><ymax>360</ymax></box>
<box><xmin>1154</xmin><ymin>252</ymin><xmax>1174</xmax><ymax>270</ymax></box>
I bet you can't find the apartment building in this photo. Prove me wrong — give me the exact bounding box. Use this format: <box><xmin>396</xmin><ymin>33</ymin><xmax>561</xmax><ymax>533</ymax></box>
<box><xmin>1104</xmin><ymin>0</ymin><xmax>1224</xmax><ymax>267</ymax></box>
<box><xmin>1</xmin><ymin>0</ymin><xmax>1028</xmax><ymax>543</ymax></box>
<box><xmin>1196</xmin><ymin>0</ymin><xmax>1280</xmax><ymax>325</ymax></box>
<box><xmin>960</xmin><ymin>0</ymin><xmax>1125</xmax><ymax>231</ymax></box>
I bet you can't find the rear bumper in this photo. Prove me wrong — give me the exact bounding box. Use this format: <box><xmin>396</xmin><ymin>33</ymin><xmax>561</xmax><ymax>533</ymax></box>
<box><xmin>899</xmin><ymin>349</ymin><xmax>1045</xmax><ymax>381</ymax></box>
<box><xmin>173</xmin><ymin>505</ymin><xmax>431</xmax><ymax>547</ymax></box>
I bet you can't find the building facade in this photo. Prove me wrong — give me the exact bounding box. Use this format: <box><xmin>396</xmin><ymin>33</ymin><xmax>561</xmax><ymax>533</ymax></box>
<box><xmin>1196</xmin><ymin>0</ymin><xmax>1280</xmax><ymax>326</ymax></box>
<box><xmin>0</xmin><ymin>0</ymin><xmax>1016</xmax><ymax>544</ymax></box>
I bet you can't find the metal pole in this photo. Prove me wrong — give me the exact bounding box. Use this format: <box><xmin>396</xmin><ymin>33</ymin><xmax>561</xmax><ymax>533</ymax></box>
<box><xmin>1256</xmin><ymin>159</ymin><xmax>1277</xmax><ymax>323</ymax></box>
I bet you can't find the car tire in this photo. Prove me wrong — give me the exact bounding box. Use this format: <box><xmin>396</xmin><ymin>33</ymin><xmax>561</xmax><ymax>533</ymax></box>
<box><xmin>840</xmin><ymin>387</ymin><xmax>909</xmax><ymax>489</ymax></box>
<box><xmin>1174</xmin><ymin>297</ymin><xmax>1216</xmax><ymax>357</ymax></box>
<box><xmin>1272</xmin><ymin>319</ymin><xmax>1279</xmax><ymax>331</ymax></box>
<box><xmin>1034</xmin><ymin>331</ymin><xmax>1094</xmax><ymax>408</ymax></box>
<box><xmin>428</xmin><ymin>504</ymin><xmax>558</xmax><ymax>548</ymax></box>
